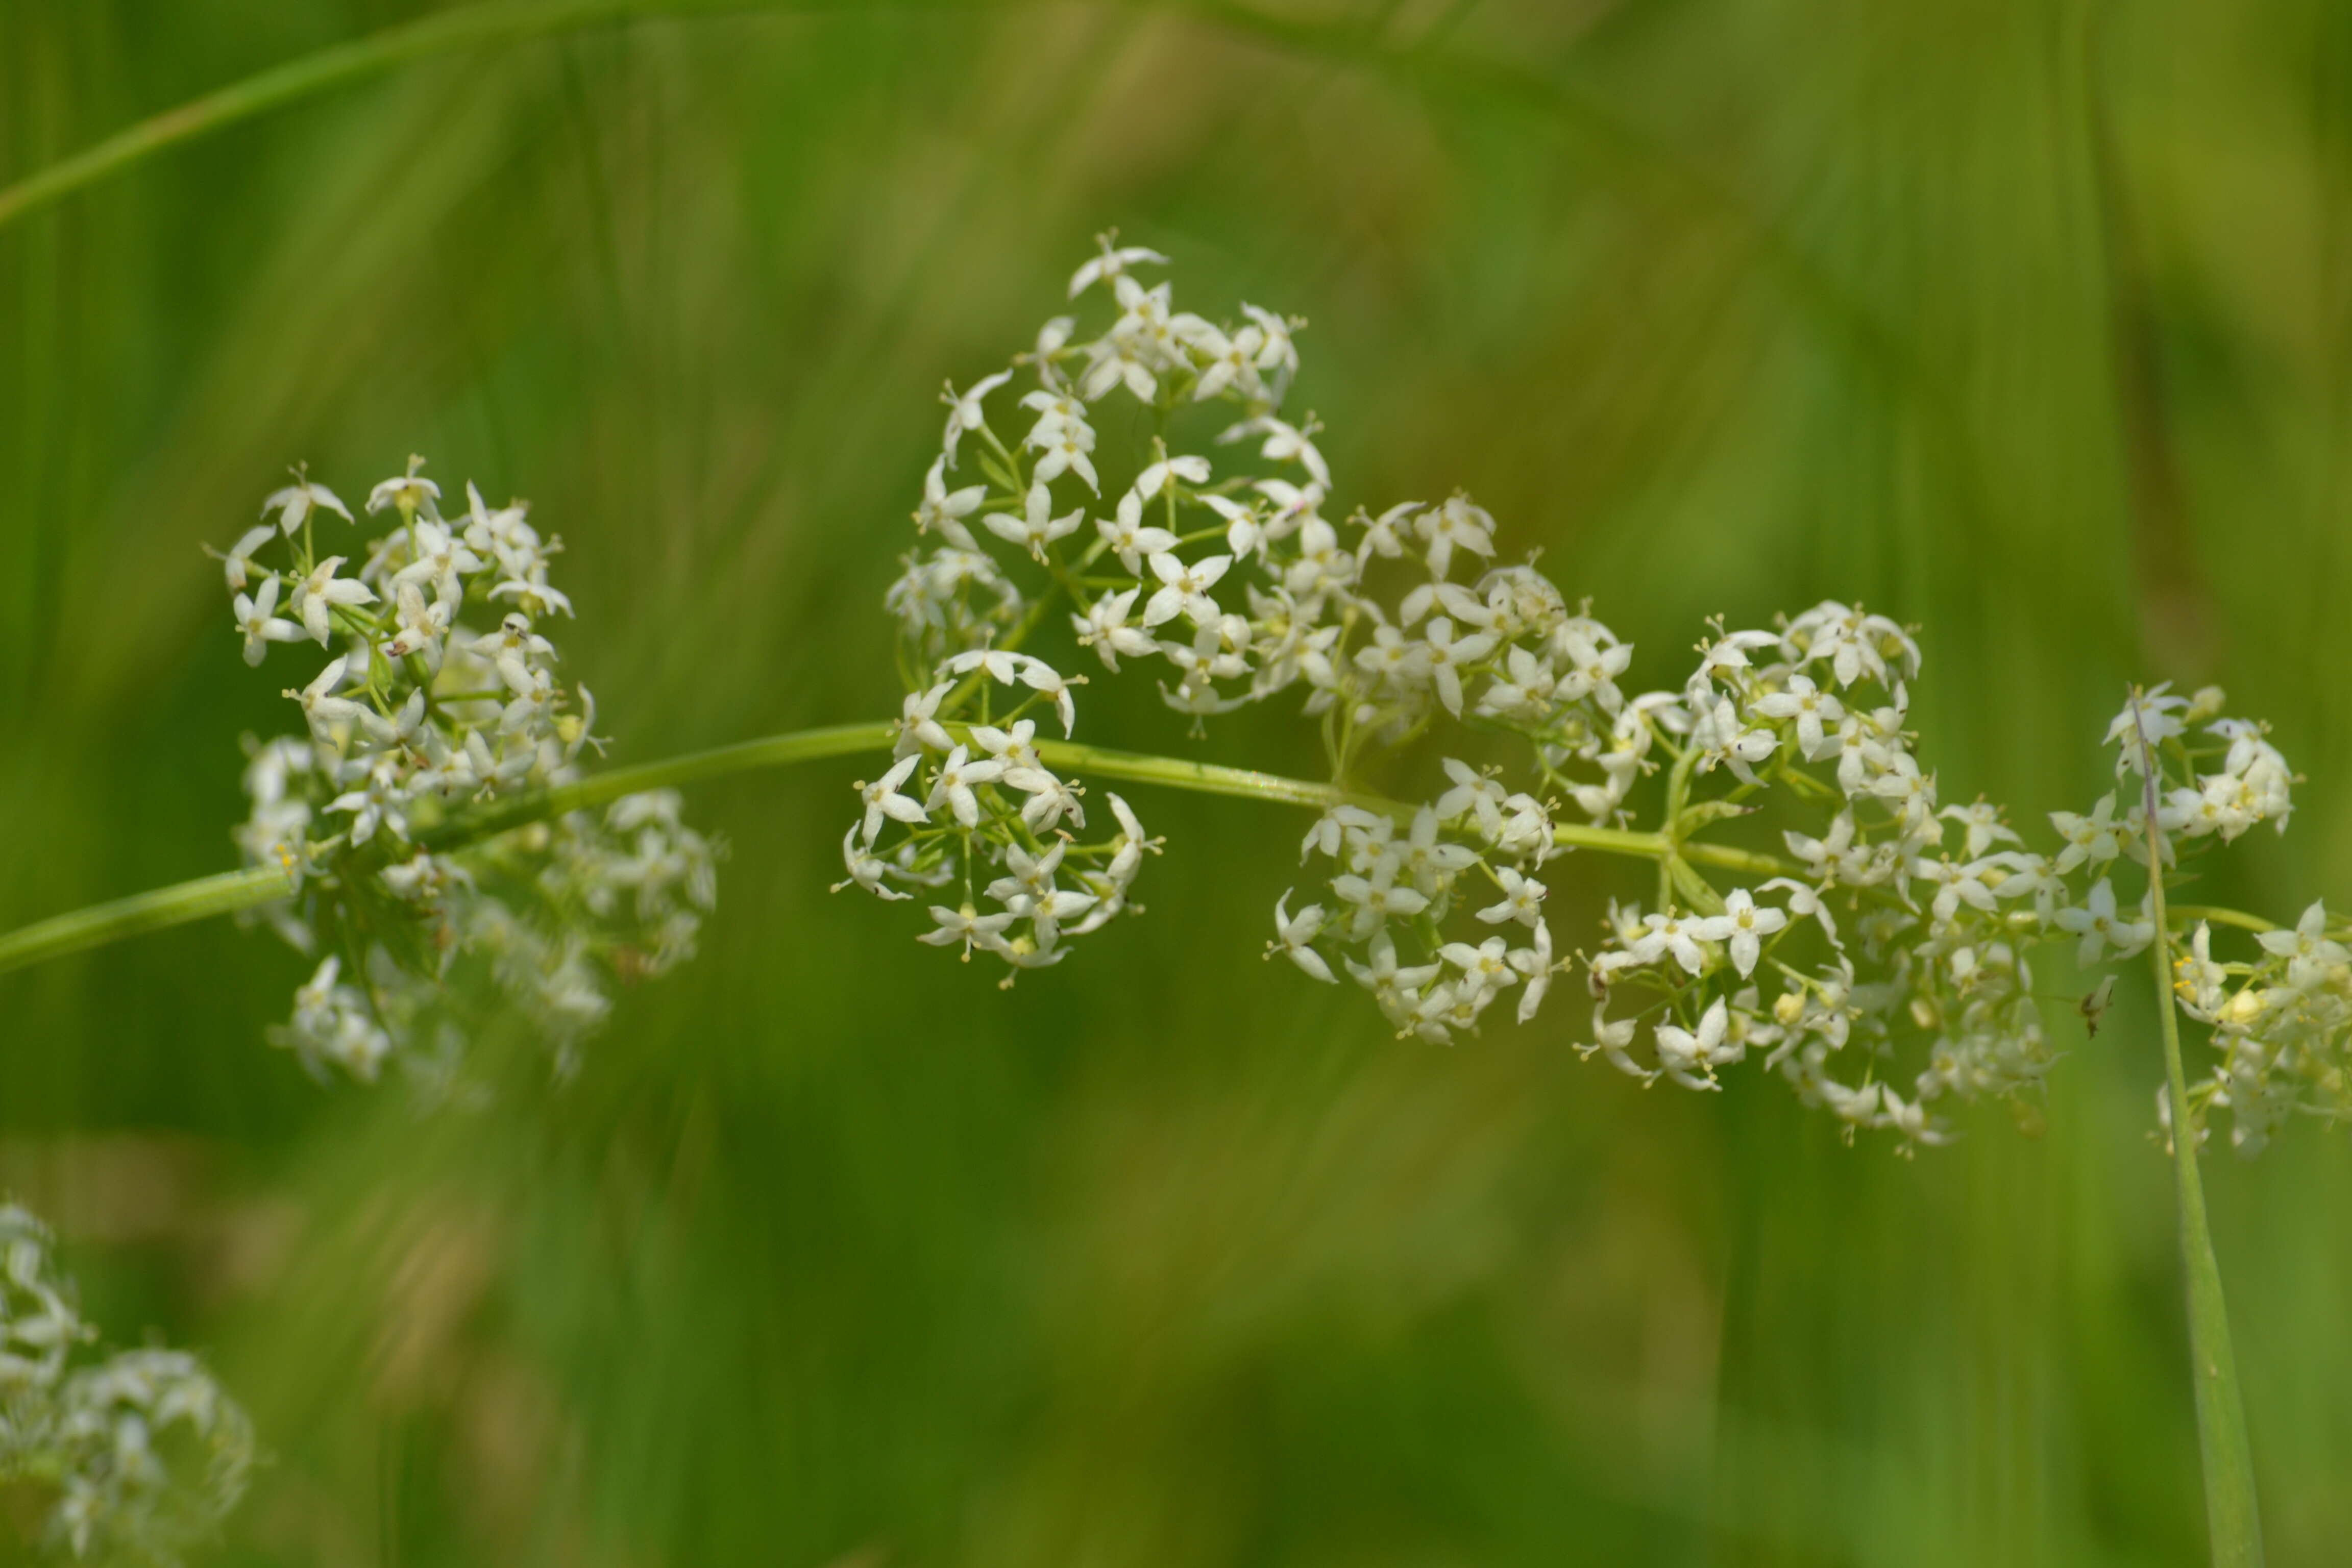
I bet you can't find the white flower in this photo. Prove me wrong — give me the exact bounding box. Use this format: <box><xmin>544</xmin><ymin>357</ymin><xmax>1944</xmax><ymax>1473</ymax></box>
<box><xmin>1586</xmin><ymin>1004</ymin><xmax>1655</xmax><ymax>1083</ymax></box>
<box><xmin>1141</xmin><ymin>551</ymin><xmax>1232</xmax><ymax>629</ymax></box>
<box><xmin>219</xmin><ymin>523</ymin><xmax>277</xmax><ymax>592</ymax></box>
<box><xmin>1095</xmin><ymin>509</ymin><xmax>1178</xmax><ymax>574</ymax></box>
<box><xmin>1938</xmin><ymin>801</ymin><xmax>2021</xmax><ymax>857</ymax></box>
<box><xmin>1413</xmin><ymin>494</ymin><xmax>1496</xmax><ymax>578</ymax></box>
<box><xmin>1749</xmin><ymin>674</ymin><xmax>1845</xmax><ymax>757</ymax></box>
<box><xmin>1475</xmin><ymin>867</ymin><xmax>1547</xmax><ymax>929</ymax></box>
<box><xmin>1017</xmin><ymin>656</ymin><xmax>1084</xmax><ymax>737</ymax></box>
<box><xmin>1654</xmin><ymin>998</ymin><xmax>1735</xmax><ymax>1090</ymax></box>
<box><xmin>1072</xmin><ymin>589</ymin><xmax>1156</xmax><ymax>672</ymax></box>
<box><xmin>1434</xmin><ymin>759</ymin><xmax>1506</xmax><ymax>839</ymax></box>
<box><xmin>1759</xmin><ymin>876</ymin><xmax>1841</xmax><ymax>947</ymax></box>
<box><xmin>914</xmin><ymin>456</ymin><xmax>986</xmax><ymax>550</ymax></box>
<box><xmin>1105</xmin><ymin>793</ymin><xmax>1157</xmax><ymax>887</ymax></box>
<box><xmin>289</xmin><ymin>555</ymin><xmax>377</xmax><ymax>645</ymax></box>
<box><xmin>2050</xmin><ymin>793</ymin><xmax>2128</xmax><ymax>874</ymax></box>
<box><xmin>328</xmin><ymin>764</ymin><xmax>407</xmax><ymax>846</ymax></box>
<box><xmin>261</xmin><ymin>469</ymin><xmax>352</xmax><ymax>535</ymax></box>
<box><xmin>2104</xmin><ymin>685</ymin><xmax>2189</xmax><ymax>776</ymax></box>
<box><xmin>1440</xmin><ymin>935</ymin><xmax>1517</xmax><ymax>995</ymax></box>
<box><xmin>2053</xmin><ymin>878</ymin><xmax>2154</xmax><ymax>967</ymax></box>
<box><xmin>1269</xmin><ymin>892</ymin><xmax>1336</xmax><ymax>983</ymax></box>
<box><xmin>1396</xmin><ymin>807</ymin><xmax>1479</xmax><ymax>895</ymax></box>
<box><xmin>835</xmin><ymin>825</ymin><xmax>908</xmax><ymax>899</ymax></box>
<box><xmin>2255</xmin><ymin>900</ymin><xmax>2348</xmax><ymax>988</ymax></box>
<box><xmin>940</xmin><ymin>370</ymin><xmax>1012</xmax><ymax>469</ymax></box>
<box><xmin>365</xmin><ymin>456</ymin><xmax>441</xmax><ymax>517</ymax></box>
<box><xmin>286</xmin><ymin>654</ymin><xmax>366</xmax><ymax>745</ymax></box>
<box><xmin>1422</xmin><ymin>618</ymin><xmax>1499</xmax><ymax>717</ymax></box>
<box><xmin>1068</xmin><ymin>237</ymin><xmax>1168</xmax><ymax>298</ymax></box>
<box><xmin>894</xmin><ymin>681</ymin><xmax>957</xmax><ymax>756</ymax></box>
<box><xmin>1691</xmin><ymin>888</ymin><xmax>1787</xmax><ymax>977</ymax></box>
<box><xmin>1909</xmin><ymin>855</ymin><xmax>2000</xmax><ymax>925</ymax></box>
<box><xmin>1024</xmin><ymin>407</ymin><xmax>1099</xmax><ymax>492</ymax></box>
<box><xmin>1510</xmin><ymin>920</ymin><xmax>1555</xmax><ymax>1023</ymax></box>
<box><xmin>1630</xmin><ymin>910</ymin><xmax>1709</xmax><ymax>976</ymax></box>
<box><xmin>231</xmin><ymin>578</ymin><xmax>303</xmax><ymax>666</ymax></box>
<box><xmin>917</xmin><ymin>903</ymin><xmax>1016</xmax><ymax>960</ymax></box>
<box><xmin>926</xmin><ymin>745</ymin><xmax>1004</xmax><ymax>828</ymax></box>
<box><xmin>1332</xmin><ymin>854</ymin><xmax>1431</xmax><ymax>936</ymax></box>
<box><xmin>985</xmin><ymin>483</ymin><xmax>1084</xmax><ymax>560</ymax></box>
<box><xmin>854</xmin><ymin>755</ymin><xmax>929</xmax><ymax>844</ymax></box>
<box><xmin>380</xmin><ymin>581</ymin><xmax>451</xmax><ymax>666</ymax></box>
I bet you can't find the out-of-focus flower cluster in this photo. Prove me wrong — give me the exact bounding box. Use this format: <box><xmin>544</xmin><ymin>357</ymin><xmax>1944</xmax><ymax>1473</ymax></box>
<box><xmin>0</xmin><ymin>1205</ymin><xmax>253</xmax><ymax>1563</ymax></box>
<box><xmin>873</xmin><ymin>238</ymin><xmax>2345</xmax><ymax>1152</ymax></box>
<box><xmin>216</xmin><ymin>461</ymin><xmax>718</xmax><ymax>1086</ymax></box>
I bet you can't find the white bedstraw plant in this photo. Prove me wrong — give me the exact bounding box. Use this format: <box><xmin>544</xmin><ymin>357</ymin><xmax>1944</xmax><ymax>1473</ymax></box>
<box><xmin>0</xmin><ymin>1204</ymin><xmax>253</xmax><ymax>1563</ymax></box>
<box><xmin>852</xmin><ymin>237</ymin><xmax>2341</xmax><ymax>1160</ymax></box>
<box><xmin>217</xmin><ymin>460</ymin><xmax>719</xmax><ymax>1087</ymax></box>
<box><xmin>6</xmin><ymin>234</ymin><xmax>2334</xmax><ymax>1566</ymax></box>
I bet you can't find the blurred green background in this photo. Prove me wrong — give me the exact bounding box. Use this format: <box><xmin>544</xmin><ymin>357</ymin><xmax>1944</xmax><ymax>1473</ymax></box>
<box><xmin>4</xmin><ymin>1</ymin><xmax>2351</xmax><ymax>1562</ymax></box>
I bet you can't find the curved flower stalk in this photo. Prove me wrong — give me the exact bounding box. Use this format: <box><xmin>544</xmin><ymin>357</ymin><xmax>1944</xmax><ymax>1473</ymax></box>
<box><xmin>212</xmin><ymin>461</ymin><xmax>720</xmax><ymax>1086</ymax></box>
<box><xmin>0</xmin><ymin>1205</ymin><xmax>254</xmax><ymax>1563</ymax></box>
<box><xmin>861</xmin><ymin>239</ymin><xmax>2342</xmax><ymax>1163</ymax></box>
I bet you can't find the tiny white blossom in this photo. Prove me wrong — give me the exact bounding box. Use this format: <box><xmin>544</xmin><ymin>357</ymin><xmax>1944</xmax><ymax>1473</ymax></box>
<box><xmin>1269</xmin><ymin>892</ymin><xmax>1336</xmax><ymax>983</ymax></box>
<box><xmin>1067</xmin><ymin>237</ymin><xmax>1168</xmax><ymax>298</ymax></box>
<box><xmin>1142</xmin><ymin>551</ymin><xmax>1232</xmax><ymax>629</ymax></box>
<box><xmin>1692</xmin><ymin>889</ymin><xmax>1787</xmax><ymax>977</ymax></box>
<box><xmin>914</xmin><ymin>456</ymin><xmax>986</xmax><ymax>550</ymax></box>
<box><xmin>927</xmin><ymin>745</ymin><xmax>1004</xmax><ymax>829</ymax></box>
<box><xmin>855</xmin><ymin>755</ymin><xmax>929</xmax><ymax>844</ymax></box>
<box><xmin>940</xmin><ymin>370</ymin><xmax>1012</xmax><ymax>469</ymax></box>
<box><xmin>289</xmin><ymin>555</ymin><xmax>376</xmax><ymax>645</ymax></box>
<box><xmin>231</xmin><ymin>578</ymin><xmax>303</xmax><ymax>666</ymax></box>
<box><xmin>2053</xmin><ymin>878</ymin><xmax>2154</xmax><ymax>967</ymax></box>
<box><xmin>1475</xmin><ymin>867</ymin><xmax>1547</xmax><ymax>929</ymax></box>
<box><xmin>917</xmin><ymin>903</ymin><xmax>1016</xmax><ymax>960</ymax></box>
<box><xmin>261</xmin><ymin>468</ymin><xmax>352</xmax><ymax>536</ymax></box>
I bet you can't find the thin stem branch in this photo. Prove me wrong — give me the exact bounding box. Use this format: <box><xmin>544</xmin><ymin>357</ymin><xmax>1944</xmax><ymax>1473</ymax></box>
<box><xmin>0</xmin><ymin>713</ymin><xmax>2270</xmax><ymax>993</ymax></box>
<box><xmin>0</xmin><ymin>717</ymin><xmax>1786</xmax><ymax>979</ymax></box>
<box><xmin>2170</xmin><ymin>903</ymin><xmax>2277</xmax><ymax>937</ymax></box>
<box><xmin>0</xmin><ymin>868</ymin><xmax>295</xmax><ymax>979</ymax></box>
<box><xmin>2137</xmin><ymin>700</ymin><xmax>2265</xmax><ymax>1567</ymax></box>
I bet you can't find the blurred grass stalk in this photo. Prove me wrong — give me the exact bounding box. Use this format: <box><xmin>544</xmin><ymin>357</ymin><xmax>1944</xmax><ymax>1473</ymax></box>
<box><xmin>2138</xmin><ymin>703</ymin><xmax>2264</xmax><ymax>1567</ymax></box>
<box><xmin>0</xmin><ymin>0</ymin><xmax>790</xmax><ymax>232</ymax></box>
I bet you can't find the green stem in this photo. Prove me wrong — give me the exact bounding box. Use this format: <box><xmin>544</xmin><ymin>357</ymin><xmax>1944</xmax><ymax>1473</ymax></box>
<box><xmin>0</xmin><ymin>718</ymin><xmax>1797</xmax><ymax>978</ymax></box>
<box><xmin>0</xmin><ymin>868</ymin><xmax>297</xmax><ymax>979</ymax></box>
<box><xmin>0</xmin><ymin>0</ymin><xmax>773</xmax><ymax>233</ymax></box>
<box><xmin>2137</xmin><ymin>702</ymin><xmax>2265</xmax><ymax>1567</ymax></box>
<box><xmin>2169</xmin><ymin>904</ymin><xmax>2277</xmax><ymax>937</ymax></box>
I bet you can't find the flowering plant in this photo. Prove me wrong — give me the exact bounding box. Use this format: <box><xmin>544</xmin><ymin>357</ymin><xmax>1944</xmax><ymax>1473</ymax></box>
<box><xmin>0</xmin><ymin>236</ymin><xmax>2325</xmax><ymax>1564</ymax></box>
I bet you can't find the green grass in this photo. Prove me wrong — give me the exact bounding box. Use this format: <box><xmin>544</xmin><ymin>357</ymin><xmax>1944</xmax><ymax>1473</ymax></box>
<box><xmin>4</xmin><ymin>2</ymin><xmax>2351</xmax><ymax>1562</ymax></box>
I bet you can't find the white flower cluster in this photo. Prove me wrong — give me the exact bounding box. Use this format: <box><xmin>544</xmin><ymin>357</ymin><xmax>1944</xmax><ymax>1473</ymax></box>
<box><xmin>0</xmin><ymin>1205</ymin><xmax>253</xmax><ymax>1563</ymax></box>
<box><xmin>1276</xmin><ymin>783</ymin><xmax>1557</xmax><ymax>1044</ymax></box>
<box><xmin>839</xmin><ymin>650</ymin><xmax>1158</xmax><ymax>983</ymax></box>
<box><xmin>1574</xmin><ymin>606</ymin><xmax>2032</xmax><ymax>1145</ymax></box>
<box><xmin>1575</xmin><ymin>647</ymin><xmax>2310</xmax><ymax>1149</ymax></box>
<box><xmin>876</xmin><ymin>239</ymin><xmax>2342</xmax><ymax>1154</ymax></box>
<box><xmin>216</xmin><ymin>461</ymin><xmax>718</xmax><ymax>1085</ymax></box>
<box><xmin>2107</xmin><ymin>687</ymin><xmax>2341</xmax><ymax>1155</ymax></box>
